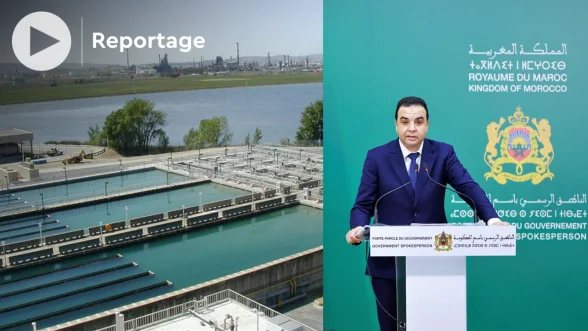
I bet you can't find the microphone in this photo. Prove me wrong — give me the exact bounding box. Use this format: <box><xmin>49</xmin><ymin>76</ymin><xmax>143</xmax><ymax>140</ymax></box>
<box><xmin>351</xmin><ymin>163</ymin><xmax>419</xmax><ymax>329</ymax></box>
<box><xmin>374</xmin><ymin>163</ymin><xmax>419</xmax><ymax>225</ymax></box>
<box><xmin>362</xmin><ymin>164</ymin><xmax>417</xmax><ymax>330</ymax></box>
<box><xmin>422</xmin><ymin>162</ymin><xmax>479</xmax><ymax>223</ymax></box>
<box><xmin>354</xmin><ymin>163</ymin><xmax>419</xmax><ymax>241</ymax></box>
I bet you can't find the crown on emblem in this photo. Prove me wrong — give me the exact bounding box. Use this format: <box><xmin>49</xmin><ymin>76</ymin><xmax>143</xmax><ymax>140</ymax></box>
<box><xmin>508</xmin><ymin>106</ymin><xmax>530</xmax><ymax>125</ymax></box>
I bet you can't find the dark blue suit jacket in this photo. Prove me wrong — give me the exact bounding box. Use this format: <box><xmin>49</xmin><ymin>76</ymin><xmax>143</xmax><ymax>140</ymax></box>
<box><xmin>350</xmin><ymin>138</ymin><xmax>498</xmax><ymax>279</ymax></box>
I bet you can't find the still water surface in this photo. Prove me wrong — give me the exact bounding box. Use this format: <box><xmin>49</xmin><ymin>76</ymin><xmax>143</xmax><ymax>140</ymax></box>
<box><xmin>1</xmin><ymin>204</ymin><xmax>323</xmax><ymax>330</ymax></box>
<box><xmin>0</xmin><ymin>83</ymin><xmax>323</xmax><ymax>145</ymax></box>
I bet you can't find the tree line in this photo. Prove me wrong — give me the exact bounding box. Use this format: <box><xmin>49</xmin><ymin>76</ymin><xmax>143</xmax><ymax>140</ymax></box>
<box><xmin>86</xmin><ymin>97</ymin><xmax>323</xmax><ymax>156</ymax></box>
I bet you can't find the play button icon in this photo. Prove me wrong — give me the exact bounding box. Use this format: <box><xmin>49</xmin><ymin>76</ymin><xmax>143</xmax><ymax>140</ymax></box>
<box><xmin>30</xmin><ymin>26</ymin><xmax>62</xmax><ymax>57</ymax></box>
<box><xmin>12</xmin><ymin>12</ymin><xmax>71</xmax><ymax>71</ymax></box>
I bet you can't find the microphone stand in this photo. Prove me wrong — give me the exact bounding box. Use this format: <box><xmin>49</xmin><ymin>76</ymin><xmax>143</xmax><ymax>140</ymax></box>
<box><xmin>422</xmin><ymin>162</ymin><xmax>478</xmax><ymax>223</ymax></box>
<box><xmin>355</xmin><ymin>164</ymin><xmax>418</xmax><ymax>330</ymax></box>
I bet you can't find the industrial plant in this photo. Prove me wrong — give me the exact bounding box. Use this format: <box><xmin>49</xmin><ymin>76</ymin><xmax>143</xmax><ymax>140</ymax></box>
<box><xmin>0</xmin><ymin>135</ymin><xmax>323</xmax><ymax>331</ymax></box>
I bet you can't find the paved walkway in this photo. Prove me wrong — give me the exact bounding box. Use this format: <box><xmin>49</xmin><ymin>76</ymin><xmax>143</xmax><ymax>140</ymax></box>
<box><xmin>0</xmin><ymin>178</ymin><xmax>206</xmax><ymax>218</ymax></box>
<box><xmin>2</xmin><ymin>194</ymin><xmax>297</xmax><ymax>269</ymax></box>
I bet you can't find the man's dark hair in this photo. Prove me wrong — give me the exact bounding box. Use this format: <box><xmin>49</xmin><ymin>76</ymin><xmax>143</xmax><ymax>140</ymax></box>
<box><xmin>395</xmin><ymin>96</ymin><xmax>429</xmax><ymax>120</ymax></box>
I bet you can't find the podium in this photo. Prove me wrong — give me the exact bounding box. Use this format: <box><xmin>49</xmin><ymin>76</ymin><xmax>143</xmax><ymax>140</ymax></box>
<box><xmin>368</xmin><ymin>223</ymin><xmax>516</xmax><ymax>331</ymax></box>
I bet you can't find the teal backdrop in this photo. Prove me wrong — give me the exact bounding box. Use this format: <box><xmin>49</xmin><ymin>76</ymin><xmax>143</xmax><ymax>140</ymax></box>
<box><xmin>324</xmin><ymin>1</ymin><xmax>588</xmax><ymax>330</ymax></box>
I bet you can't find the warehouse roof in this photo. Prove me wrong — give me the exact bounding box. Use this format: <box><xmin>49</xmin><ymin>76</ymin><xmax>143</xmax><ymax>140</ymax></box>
<box><xmin>0</xmin><ymin>129</ymin><xmax>33</xmax><ymax>144</ymax></box>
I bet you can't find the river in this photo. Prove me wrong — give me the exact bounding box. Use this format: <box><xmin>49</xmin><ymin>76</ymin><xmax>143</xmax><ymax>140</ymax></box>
<box><xmin>0</xmin><ymin>82</ymin><xmax>323</xmax><ymax>145</ymax></box>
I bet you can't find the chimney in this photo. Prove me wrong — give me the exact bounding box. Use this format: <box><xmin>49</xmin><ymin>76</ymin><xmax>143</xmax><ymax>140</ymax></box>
<box><xmin>236</xmin><ymin>42</ymin><xmax>240</xmax><ymax>68</ymax></box>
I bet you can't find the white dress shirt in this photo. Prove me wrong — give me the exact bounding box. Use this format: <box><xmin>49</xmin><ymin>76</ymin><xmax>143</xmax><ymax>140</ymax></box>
<box><xmin>398</xmin><ymin>140</ymin><xmax>423</xmax><ymax>174</ymax></box>
<box><xmin>397</xmin><ymin>140</ymin><xmax>499</xmax><ymax>225</ymax></box>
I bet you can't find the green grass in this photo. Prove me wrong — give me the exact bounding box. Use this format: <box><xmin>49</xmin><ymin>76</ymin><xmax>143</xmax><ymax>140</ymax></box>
<box><xmin>0</xmin><ymin>72</ymin><xmax>323</xmax><ymax>105</ymax></box>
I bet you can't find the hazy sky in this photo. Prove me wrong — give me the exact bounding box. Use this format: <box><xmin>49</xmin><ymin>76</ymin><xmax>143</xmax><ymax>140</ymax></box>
<box><xmin>0</xmin><ymin>0</ymin><xmax>323</xmax><ymax>66</ymax></box>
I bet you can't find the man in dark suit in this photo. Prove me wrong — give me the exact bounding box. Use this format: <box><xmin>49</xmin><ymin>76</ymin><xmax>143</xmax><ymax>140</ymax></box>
<box><xmin>346</xmin><ymin>96</ymin><xmax>509</xmax><ymax>331</ymax></box>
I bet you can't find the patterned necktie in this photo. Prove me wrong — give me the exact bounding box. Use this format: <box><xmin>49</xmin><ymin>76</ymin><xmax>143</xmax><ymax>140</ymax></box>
<box><xmin>408</xmin><ymin>152</ymin><xmax>419</xmax><ymax>190</ymax></box>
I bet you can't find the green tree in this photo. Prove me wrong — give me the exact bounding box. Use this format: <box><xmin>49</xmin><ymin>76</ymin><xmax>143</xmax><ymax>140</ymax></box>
<box><xmin>295</xmin><ymin>99</ymin><xmax>323</xmax><ymax>145</ymax></box>
<box><xmin>252</xmin><ymin>127</ymin><xmax>263</xmax><ymax>144</ymax></box>
<box><xmin>101</xmin><ymin>98</ymin><xmax>167</xmax><ymax>156</ymax></box>
<box><xmin>184</xmin><ymin>128</ymin><xmax>205</xmax><ymax>151</ymax></box>
<box><xmin>156</xmin><ymin>129</ymin><xmax>170</xmax><ymax>152</ymax></box>
<box><xmin>197</xmin><ymin>116</ymin><xmax>233</xmax><ymax>147</ymax></box>
<box><xmin>87</xmin><ymin>124</ymin><xmax>105</xmax><ymax>146</ymax></box>
<box><xmin>244</xmin><ymin>133</ymin><xmax>250</xmax><ymax>145</ymax></box>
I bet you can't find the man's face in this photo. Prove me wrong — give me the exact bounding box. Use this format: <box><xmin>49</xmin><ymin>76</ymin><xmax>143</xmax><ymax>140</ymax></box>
<box><xmin>395</xmin><ymin>105</ymin><xmax>429</xmax><ymax>150</ymax></box>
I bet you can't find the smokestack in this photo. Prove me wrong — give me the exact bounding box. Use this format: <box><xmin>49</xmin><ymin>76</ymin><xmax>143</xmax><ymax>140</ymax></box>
<box><xmin>158</xmin><ymin>54</ymin><xmax>161</xmax><ymax>63</ymax></box>
<box><xmin>201</xmin><ymin>56</ymin><xmax>203</xmax><ymax>68</ymax></box>
<box><xmin>126</xmin><ymin>49</ymin><xmax>129</xmax><ymax>68</ymax></box>
<box><xmin>267</xmin><ymin>52</ymin><xmax>271</xmax><ymax>66</ymax></box>
<box><xmin>236</xmin><ymin>42</ymin><xmax>240</xmax><ymax>69</ymax></box>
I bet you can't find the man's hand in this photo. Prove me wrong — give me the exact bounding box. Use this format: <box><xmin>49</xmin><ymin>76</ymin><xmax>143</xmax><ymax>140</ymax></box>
<box><xmin>490</xmin><ymin>220</ymin><xmax>510</xmax><ymax>226</ymax></box>
<box><xmin>346</xmin><ymin>226</ymin><xmax>363</xmax><ymax>244</ymax></box>
<box><xmin>487</xmin><ymin>218</ymin><xmax>509</xmax><ymax>226</ymax></box>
